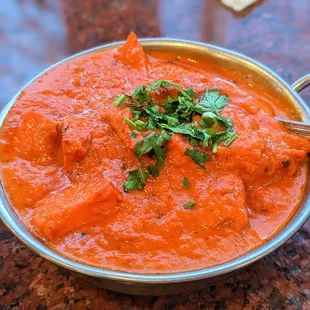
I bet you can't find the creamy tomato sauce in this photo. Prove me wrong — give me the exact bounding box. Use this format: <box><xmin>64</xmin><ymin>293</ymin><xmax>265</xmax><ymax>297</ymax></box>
<box><xmin>1</xmin><ymin>33</ymin><xmax>310</xmax><ymax>273</ymax></box>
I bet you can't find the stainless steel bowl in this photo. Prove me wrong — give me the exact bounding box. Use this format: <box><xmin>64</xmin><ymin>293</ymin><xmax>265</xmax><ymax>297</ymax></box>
<box><xmin>1</xmin><ymin>39</ymin><xmax>310</xmax><ymax>296</ymax></box>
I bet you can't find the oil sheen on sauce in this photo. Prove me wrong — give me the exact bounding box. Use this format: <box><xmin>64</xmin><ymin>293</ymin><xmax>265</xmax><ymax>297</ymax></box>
<box><xmin>1</xmin><ymin>33</ymin><xmax>309</xmax><ymax>273</ymax></box>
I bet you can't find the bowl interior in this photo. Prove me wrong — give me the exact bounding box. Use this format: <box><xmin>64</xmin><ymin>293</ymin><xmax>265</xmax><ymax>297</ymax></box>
<box><xmin>1</xmin><ymin>39</ymin><xmax>310</xmax><ymax>284</ymax></box>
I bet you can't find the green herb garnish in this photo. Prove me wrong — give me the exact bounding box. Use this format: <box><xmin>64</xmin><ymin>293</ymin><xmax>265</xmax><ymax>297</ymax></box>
<box><xmin>124</xmin><ymin>117</ymin><xmax>138</xmax><ymax>129</ymax></box>
<box><xmin>183</xmin><ymin>177</ymin><xmax>189</xmax><ymax>189</ymax></box>
<box><xmin>130</xmin><ymin>130</ymin><xmax>138</xmax><ymax>138</ymax></box>
<box><xmin>131</xmin><ymin>85</ymin><xmax>150</xmax><ymax>105</ymax></box>
<box><xmin>134</xmin><ymin>131</ymin><xmax>172</xmax><ymax>178</ymax></box>
<box><xmin>123</xmin><ymin>168</ymin><xmax>149</xmax><ymax>192</ymax></box>
<box><xmin>183</xmin><ymin>200</ymin><xmax>196</xmax><ymax>209</ymax></box>
<box><xmin>184</xmin><ymin>148</ymin><xmax>210</xmax><ymax>168</ymax></box>
<box><xmin>200</xmin><ymin>89</ymin><xmax>229</xmax><ymax>112</ymax></box>
<box><xmin>114</xmin><ymin>94</ymin><xmax>127</xmax><ymax>106</ymax></box>
<box><xmin>116</xmin><ymin>80</ymin><xmax>237</xmax><ymax>191</ymax></box>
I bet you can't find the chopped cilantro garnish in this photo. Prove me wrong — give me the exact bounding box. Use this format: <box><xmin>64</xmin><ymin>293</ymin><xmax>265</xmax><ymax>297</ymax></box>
<box><xmin>212</xmin><ymin>131</ymin><xmax>237</xmax><ymax>153</ymax></box>
<box><xmin>184</xmin><ymin>148</ymin><xmax>210</xmax><ymax>168</ymax></box>
<box><xmin>131</xmin><ymin>85</ymin><xmax>150</xmax><ymax>105</ymax></box>
<box><xmin>123</xmin><ymin>168</ymin><xmax>149</xmax><ymax>192</ymax></box>
<box><xmin>183</xmin><ymin>177</ymin><xmax>189</xmax><ymax>189</ymax></box>
<box><xmin>116</xmin><ymin>80</ymin><xmax>237</xmax><ymax>191</ymax></box>
<box><xmin>157</xmin><ymin>130</ymin><xmax>172</xmax><ymax>146</ymax></box>
<box><xmin>124</xmin><ymin>117</ymin><xmax>138</xmax><ymax>129</ymax></box>
<box><xmin>134</xmin><ymin>131</ymin><xmax>172</xmax><ymax>177</ymax></box>
<box><xmin>200</xmin><ymin>89</ymin><xmax>229</xmax><ymax>112</ymax></box>
<box><xmin>130</xmin><ymin>130</ymin><xmax>138</xmax><ymax>138</ymax></box>
<box><xmin>224</xmin><ymin>132</ymin><xmax>238</xmax><ymax>147</ymax></box>
<box><xmin>134</xmin><ymin>132</ymin><xmax>157</xmax><ymax>159</ymax></box>
<box><xmin>183</xmin><ymin>200</ymin><xmax>196</xmax><ymax>209</ymax></box>
<box><xmin>114</xmin><ymin>94</ymin><xmax>127</xmax><ymax>106</ymax></box>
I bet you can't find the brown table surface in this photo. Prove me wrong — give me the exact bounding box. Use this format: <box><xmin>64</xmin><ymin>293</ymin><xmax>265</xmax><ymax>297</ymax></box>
<box><xmin>1</xmin><ymin>0</ymin><xmax>310</xmax><ymax>309</ymax></box>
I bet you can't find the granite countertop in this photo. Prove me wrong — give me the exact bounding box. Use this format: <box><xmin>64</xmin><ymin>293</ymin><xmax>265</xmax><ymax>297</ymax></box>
<box><xmin>1</xmin><ymin>0</ymin><xmax>310</xmax><ymax>308</ymax></box>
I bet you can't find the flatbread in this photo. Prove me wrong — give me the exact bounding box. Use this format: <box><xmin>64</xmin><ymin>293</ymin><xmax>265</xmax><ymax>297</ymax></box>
<box><xmin>221</xmin><ymin>0</ymin><xmax>257</xmax><ymax>12</ymax></box>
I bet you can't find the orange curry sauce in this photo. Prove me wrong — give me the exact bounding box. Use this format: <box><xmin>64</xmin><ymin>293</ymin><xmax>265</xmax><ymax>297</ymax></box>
<box><xmin>1</xmin><ymin>33</ymin><xmax>310</xmax><ymax>273</ymax></box>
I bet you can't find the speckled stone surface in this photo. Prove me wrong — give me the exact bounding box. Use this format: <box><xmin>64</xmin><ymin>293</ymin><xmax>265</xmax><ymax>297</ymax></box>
<box><xmin>1</xmin><ymin>0</ymin><xmax>310</xmax><ymax>308</ymax></box>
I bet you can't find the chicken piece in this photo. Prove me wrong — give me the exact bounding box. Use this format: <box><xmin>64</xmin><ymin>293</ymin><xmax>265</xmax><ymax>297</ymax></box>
<box><xmin>114</xmin><ymin>32</ymin><xmax>148</xmax><ymax>69</ymax></box>
<box><xmin>101</xmin><ymin>110</ymin><xmax>138</xmax><ymax>163</ymax></box>
<box><xmin>17</xmin><ymin>111</ymin><xmax>60</xmax><ymax>164</ymax></box>
<box><xmin>62</xmin><ymin>116</ymin><xmax>92</xmax><ymax>171</ymax></box>
<box><xmin>2</xmin><ymin>160</ymin><xmax>65</xmax><ymax>210</ymax></box>
<box><xmin>154</xmin><ymin>172</ymin><xmax>248</xmax><ymax>238</ymax></box>
<box><xmin>31</xmin><ymin>177</ymin><xmax>121</xmax><ymax>241</ymax></box>
<box><xmin>194</xmin><ymin>173</ymin><xmax>248</xmax><ymax>230</ymax></box>
<box><xmin>216</xmin><ymin>130</ymin><xmax>310</xmax><ymax>182</ymax></box>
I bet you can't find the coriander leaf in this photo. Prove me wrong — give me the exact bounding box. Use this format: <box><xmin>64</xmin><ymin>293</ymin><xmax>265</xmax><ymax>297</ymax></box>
<box><xmin>160</xmin><ymin>123</ymin><xmax>196</xmax><ymax>136</ymax></box>
<box><xmin>144</xmin><ymin>108</ymin><xmax>166</xmax><ymax>124</ymax></box>
<box><xmin>147</xmin><ymin>134</ymin><xmax>170</xmax><ymax>177</ymax></box>
<box><xmin>124</xmin><ymin>118</ymin><xmax>138</xmax><ymax>129</ymax></box>
<box><xmin>134</xmin><ymin>132</ymin><xmax>158</xmax><ymax>159</ymax></box>
<box><xmin>189</xmin><ymin>138</ymin><xmax>199</xmax><ymax>147</ymax></box>
<box><xmin>149</xmin><ymin>80</ymin><xmax>178</xmax><ymax>91</ymax></box>
<box><xmin>160</xmin><ymin>123</ymin><xmax>210</xmax><ymax>147</ymax></box>
<box><xmin>134</xmin><ymin>131</ymin><xmax>170</xmax><ymax>176</ymax></box>
<box><xmin>135</xmin><ymin>119</ymin><xmax>147</xmax><ymax>129</ymax></box>
<box><xmin>184</xmin><ymin>148</ymin><xmax>210</xmax><ymax>168</ymax></box>
<box><xmin>125</xmin><ymin>118</ymin><xmax>146</xmax><ymax>131</ymax></box>
<box><xmin>123</xmin><ymin>168</ymin><xmax>149</xmax><ymax>192</ymax></box>
<box><xmin>183</xmin><ymin>200</ymin><xmax>196</xmax><ymax>209</ymax></box>
<box><xmin>149</xmin><ymin>105</ymin><xmax>159</xmax><ymax>113</ymax></box>
<box><xmin>131</xmin><ymin>84</ymin><xmax>150</xmax><ymax>105</ymax></box>
<box><xmin>200</xmin><ymin>89</ymin><xmax>229</xmax><ymax>112</ymax></box>
<box><xmin>198</xmin><ymin>119</ymin><xmax>206</xmax><ymax>128</ymax></box>
<box><xmin>150</xmin><ymin>137</ymin><xmax>167</xmax><ymax>170</ymax></box>
<box><xmin>205</xmin><ymin>128</ymin><xmax>216</xmax><ymax>137</ymax></box>
<box><xmin>162</xmin><ymin>96</ymin><xmax>179</xmax><ymax>107</ymax></box>
<box><xmin>215</xmin><ymin>114</ymin><xmax>233</xmax><ymax>129</ymax></box>
<box><xmin>195</xmin><ymin>128</ymin><xmax>211</xmax><ymax>147</ymax></box>
<box><xmin>183</xmin><ymin>177</ymin><xmax>189</xmax><ymax>189</ymax></box>
<box><xmin>223</xmin><ymin>131</ymin><xmax>237</xmax><ymax>147</ymax></box>
<box><xmin>147</xmin><ymin>165</ymin><xmax>160</xmax><ymax>177</ymax></box>
<box><xmin>202</xmin><ymin>111</ymin><xmax>217</xmax><ymax>127</ymax></box>
<box><xmin>146</xmin><ymin>118</ymin><xmax>158</xmax><ymax>129</ymax></box>
<box><xmin>130</xmin><ymin>130</ymin><xmax>138</xmax><ymax>138</ymax></box>
<box><xmin>163</xmin><ymin>115</ymin><xmax>180</xmax><ymax>126</ymax></box>
<box><xmin>191</xmin><ymin>104</ymin><xmax>208</xmax><ymax>114</ymax></box>
<box><xmin>185</xmin><ymin>87</ymin><xmax>195</xmax><ymax>98</ymax></box>
<box><xmin>131</xmin><ymin>109</ymin><xmax>141</xmax><ymax>120</ymax></box>
<box><xmin>212</xmin><ymin>132</ymin><xmax>230</xmax><ymax>153</ymax></box>
<box><xmin>114</xmin><ymin>94</ymin><xmax>127</xmax><ymax>106</ymax></box>
<box><xmin>175</xmin><ymin>96</ymin><xmax>194</xmax><ymax>121</ymax></box>
<box><xmin>147</xmin><ymin>145</ymin><xmax>167</xmax><ymax>177</ymax></box>
<box><xmin>212</xmin><ymin>131</ymin><xmax>237</xmax><ymax>152</ymax></box>
<box><xmin>157</xmin><ymin>130</ymin><xmax>172</xmax><ymax>146</ymax></box>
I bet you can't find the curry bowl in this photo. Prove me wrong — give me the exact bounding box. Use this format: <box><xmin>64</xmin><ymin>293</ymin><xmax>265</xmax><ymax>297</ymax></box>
<box><xmin>1</xmin><ymin>39</ymin><xmax>310</xmax><ymax>295</ymax></box>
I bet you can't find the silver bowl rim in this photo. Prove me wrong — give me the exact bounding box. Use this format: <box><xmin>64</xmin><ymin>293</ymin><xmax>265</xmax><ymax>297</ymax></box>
<box><xmin>1</xmin><ymin>38</ymin><xmax>310</xmax><ymax>284</ymax></box>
